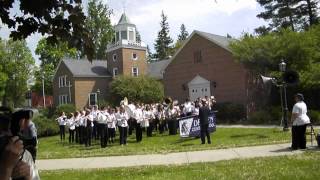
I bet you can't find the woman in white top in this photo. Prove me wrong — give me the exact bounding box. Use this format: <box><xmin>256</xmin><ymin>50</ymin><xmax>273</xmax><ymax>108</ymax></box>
<box><xmin>134</xmin><ymin>105</ymin><xmax>144</xmax><ymax>142</ymax></box>
<box><xmin>74</xmin><ymin>111</ymin><xmax>80</xmax><ymax>143</ymax></box>
<box><xmin>56</xmin><ymin>112</ymin><xmax>67</xmax><ymax>141</ymax></box>
<box><xmin>67</xmin><ymin>113</ymin><xmax>76</xmax><ymax>143</ymax></box>
<box><xmin>84</xmin><ymin>110</ymin><xmax>94</xmax><ymax>147</ymax></box>
<box><xmin>116</xmin><ymin>106</ymin><xmax>129</xmax><ymax>146</ymax></box>
<box><xmin>291</xmin><ymin>93</ymin><xmax>310</xmax><ymax>150</ymax></box>
<box><xmin>143</xmin><ymin>105</ymin><xmax>155</xmax><ymax>137</ymax></box>
<box><xmin>107</xmin><ymin>108</ymin><xmax>117</xmax><ymax>143</ymax></box>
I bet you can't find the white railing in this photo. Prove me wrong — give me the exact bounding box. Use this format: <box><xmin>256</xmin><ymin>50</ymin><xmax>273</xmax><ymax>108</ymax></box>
<box><xmin>107</xmin><ymin>40</ymin><xmax>147</xmax><ymax>49</ymax></box>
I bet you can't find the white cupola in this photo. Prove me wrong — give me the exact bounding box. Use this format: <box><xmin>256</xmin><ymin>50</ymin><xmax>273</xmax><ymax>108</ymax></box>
<box><xmin>114</xmin><ymin>13</ymin><xmax>137</xmax><ymax>42</ymax></box>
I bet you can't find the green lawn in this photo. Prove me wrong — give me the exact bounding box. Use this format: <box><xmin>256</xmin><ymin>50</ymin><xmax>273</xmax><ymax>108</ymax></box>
<box><xmin>38</xmin><ymin>128</ymin><xmax>293</xmax><ymax>159</ymax></box>
<box><xmin>40</xmin><ymin>151</ymin><xmax>320</xmax><ymax>180</ymax></box>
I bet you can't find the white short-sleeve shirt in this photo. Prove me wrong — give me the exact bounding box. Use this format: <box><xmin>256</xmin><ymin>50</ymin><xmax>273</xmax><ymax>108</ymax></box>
<box><xmin>292</xmin><ymin>101</ymin><xmax>310</xmax><ymax>126</ymax></box>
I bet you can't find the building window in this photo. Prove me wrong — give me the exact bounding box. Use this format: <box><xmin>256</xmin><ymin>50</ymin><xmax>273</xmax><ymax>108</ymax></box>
<box><xmin>121</xmin><ymin>30</ymin><xmax>127</xmax><ymax>40</ymax></box>
<box><xmin>113</xmin><ymin>54</ymin><xmax>117</xmax><ymax>62</ymax></box>
<box><xmin>132</xmin><ymin>67</ymin><xmax>139</xmax><ymax>77</ymax></box>
<box><xmin>59</xmin><ymin>94</ymin><xmax>69</xmax><ymax>105</ymax></box>
<box><xmin>89</xmin><ymin>93</ymin><xmax>97</xmax><ymax>106</ymax></box>
<box><xmin>129</xmin><ymin>30</ymin><xmax>134</xmax><ymax>41</ymax></box>
<box><xmin>58</xmin><ymin>75</ymin><xmax>67</xmax><ymax>88</ymax></box>
<box><xmin>113</xmin><ymin>68</ymin><xmax>118</xmax><ymax>77</ymax></box>
<box><xmin>194</xmin><ymin>50</ymin><xmax>202</xmax><ymax>63</ymax></box>
<box><xmin>132</xmin><ymin>53</ymin><xmax>138</xmax><ymax>60</ymax></box>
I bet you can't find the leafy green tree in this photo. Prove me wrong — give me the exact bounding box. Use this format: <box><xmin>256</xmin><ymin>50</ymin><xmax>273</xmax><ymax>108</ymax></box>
<box><xmin>154</xmin><ymin>11</ymin><xmax>173</xmax><ymax>60</ymax></box>
<box><xmin>34</xmin><ymin>38</ymin><xmax>78</xmax><ymax>95</ymax></box>
<box><xmin>85</xmin><ymin>0</ymin><xmax>114</xmax><ymax>59</ymax></box>
<box><xmin>110</xmin><ymin>76</ymin><xmax>164</xmax><ymax>104</ymax></box>
<box><xmin>0</xmin><ymin>0</ymin><xmax>94</xmax><ymax>60</ymax></box>
<box><xmin>0</xmin><ymin>39</ymin><xmax>35</xmax><ymax>108</ymax></box>
<box><xmin>177</xmin><ymin>24</ymin><xmax>189</xmax><ymax>41</ymax></box>
<box><xmin>146</xmin><ymin>45</ymin><xmax>154</xmax><ymax>63</ymax></box>
<box><xmin>0</xmin><ymin>40</ymin><xmax>8</xmax><ymax>100</ymax></box>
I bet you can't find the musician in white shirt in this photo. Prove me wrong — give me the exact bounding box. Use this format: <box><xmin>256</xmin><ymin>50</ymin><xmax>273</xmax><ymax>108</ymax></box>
<box><xmin>183</xmin><ymin>99</ymin><xmax>194</xmax><ymax>116</ymax></box>
<box><xmin>74</xmin><ymin>111</ymin><xmax>80</xmax><ymax>143</ymax></box>
<box><xmin>84</xmin><ymin>110</ymin><xmax>94</xmax><ymax>147</ymax></box>
<box><xmin>79</xmin><ymin>111</ymin><xmax>86</xmax><ymax>144</ymax></box>
<box><xmin>116</xmin><ymin>106</ymin><xmax>129</xmax><ymax>146</ymax></box>
<box><xmin>97</xmin><ymin>107</ymin><xmax>108</xmax><ymax>148</ymax></box>
<box><xmin>56</xmin><ymin>112</ymin><xmax>67</xmax><ymax>141</ymax></box>
<box><xmin>91</xmin><ymin>105</ymin><xmax>99</xmax><ymax>140</ymax></box>
<box><xmin>107</xmin><ymin>108</ymin><xmax>117</xmax><ymax>143</ymax></box>
<box><xmin>67</xmin><ymin>113</ymin><xmax>76</xmax><ymax>143</ymax></box>
<box><xmin>143</xmin><ymin>105</ymin><xmax>155</xmax><ymax>137</ymax></box>
<box><xmin>134</xmin><ymin>105</ymin><xmax>144</xmax><ymax>142</ymax></box>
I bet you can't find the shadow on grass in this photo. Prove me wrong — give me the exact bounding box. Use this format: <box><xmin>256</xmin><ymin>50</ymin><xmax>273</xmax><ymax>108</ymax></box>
<box><xmin>230</xmin><ymin>134</ymin><xmax>268</xmax><ymax>139</ymax></box>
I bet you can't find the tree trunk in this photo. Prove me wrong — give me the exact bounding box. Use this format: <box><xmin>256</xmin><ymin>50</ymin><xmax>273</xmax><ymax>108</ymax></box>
<box><xmin>305</xmin><ymin>0</ymin><xmax>315</xmax><ymax>26</ymax></box>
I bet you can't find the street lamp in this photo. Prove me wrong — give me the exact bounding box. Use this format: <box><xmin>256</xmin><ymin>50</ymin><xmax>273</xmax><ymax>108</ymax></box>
<box><xmin>96</xmin><ymin>89</ymin><xmax>100</xmax><ymax>106</ymax></box>
<box><xmin>279</xmin><ymin>60</ymin><xmax>289</xmax><ymax>131</ymax></box>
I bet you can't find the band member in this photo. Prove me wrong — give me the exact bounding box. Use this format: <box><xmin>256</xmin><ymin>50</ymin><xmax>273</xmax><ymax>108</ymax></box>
<box><xmin>183</xmin><ymin>98</ymin><xmax>194</xmax><ymax>116</ymax></box>
<box><xmin>79</xmin><ymin>110</ymin><xmax>86</xmax><ymax>144</ymax></box>
<box><xmin>67</xmin><ymin>113</ymin><xmax>76</xmax><ymax>143</ymax></box>
<box><xmin>157</xmin><ymin>105</ymin><xmax>166</xmax><ymax>134</ymax></box>
<box><xmin>84</xmin><ymin>110</ymin><xmax>94</xmax><ymax>147</ymax></box>
<box><xmin>199</xmin><ymin>99</ymin><xmax>211</xmax><ymax>144</ymax></box>
<box><xmin>116</xmin><ymin>106</ymin><xmax>129</xmax><ymax>146</ymax></box>
<box><xmin>97</xmin><ymin>108</ymin><xmax>108</xmax><ymax>148</ymax></box>
<box><xmin>291</xmin><ymin>93</ymin><xmax>310</xmax><ymax>150</ymax></box>
<box><xmin>127</xmin><ymin>102</ymin><xmax>136</xmax><ymax>136</ymax></box>
<box><xmin>74</xmin><ymin>111</ymin><xmax>80</xmax><ymax>143</ymax></box>
<box><xmin>56</xmin><ymin>112</ymin><xmax>67</xmax><ymax>141</ymax></box>
<box><xmin>167</xmin><ymin>104</ymin><xmax>179</xmax><ymax>135</ymax></box>
<box><xmin>143</xmin><ymin>105</ymin><xmax>155</xmax><ymax>137</ymax></box>
<box><xmin>107</xmin><ymin>108</ymin><xmax>117</xmax><ymax>143</ymax></box>
<box><xmin>91</xmin><ymin>105</ymin><xmax>99</xmax><ymax>140</ymax></box>
<box><xmin>20</xmin><ymin>110</ymin><xmax>38</xmax><ymax>162</ymax></box>
<box><xmin>135</xmin><ymin>104</ymin><xmax>144</xmax><ymax>142</ymax></box>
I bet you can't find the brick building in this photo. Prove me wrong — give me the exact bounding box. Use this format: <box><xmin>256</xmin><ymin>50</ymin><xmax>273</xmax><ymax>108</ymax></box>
<box><xmin>53</xmin><ymin>13</ymin><xmax>147</xmax><ymax>109</ymax></box>
<box><xmin>162</xmin><ymin>30</ymin><xmax>249</xmax><ymax>106</ymax></box>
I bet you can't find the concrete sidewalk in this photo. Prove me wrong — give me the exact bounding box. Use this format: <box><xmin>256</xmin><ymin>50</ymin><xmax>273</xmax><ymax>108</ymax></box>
<box><xmin>36</xmin><ymin>143</ymin><xmax>315</xmax><ymax>171</ymax></box>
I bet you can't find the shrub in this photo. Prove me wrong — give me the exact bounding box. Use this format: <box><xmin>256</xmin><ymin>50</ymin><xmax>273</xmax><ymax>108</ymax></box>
<box><xmin>215</xmin><ymin>103</ymin><xmax>246</xmax><ymax>123</ymax></box>
<box><xmin>308</xmin><ymin>110</ymin><xmax>320</xmax><ymax>125</ymax></box>
<box><xmin>33</xmin><ymin>115</ymin><xmax>59</xmax><ymax>137</ymax></box>
<box><xmin>55</xmin><ymin>104</ymin><xmax>76</xmax><ymax>116</ymax></box>
<box><xmin>247</xmin><ymin>110</ymin><xmax>273</xmax><ymax>124</ymax></box>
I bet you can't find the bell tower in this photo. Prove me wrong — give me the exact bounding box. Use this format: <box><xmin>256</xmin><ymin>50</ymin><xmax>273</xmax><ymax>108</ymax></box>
<box><xmin>106</xmin><ymin>13</ymin><xmax>147</xmax><ymax>78</ymax></box>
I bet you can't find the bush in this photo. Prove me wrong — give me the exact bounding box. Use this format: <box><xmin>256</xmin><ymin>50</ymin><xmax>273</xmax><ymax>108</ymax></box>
<box><xmin>215</xmin><ymin>103</ymin><xmax>246</xmax><ymax>123</ymax></box>
<box><xmin>56</xmin><ymin>104</ymin><xmax>76</xmax><ymax>116</ymax></box>
<box><xmin>308</xmin><ymin>110</ymin><xmax>320</xmax><ymax>125</ymax></box>
<box><xmin>247</xmin><ymin>107</ymin><xmax>283</xmax><ymax>125</ymax></box>
<box><xmin>33</xmin><ymin>115</ymin><xmax>59</xmax><ymax>137</ymax></box>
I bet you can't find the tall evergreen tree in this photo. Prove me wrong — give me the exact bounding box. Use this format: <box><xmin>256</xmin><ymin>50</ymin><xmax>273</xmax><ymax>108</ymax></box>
<box><xmin>85</xmin><ymin>0</ymin><xmax>114</xmax><ymax>59</ymax></box>
<box><xmin>136</xmin><ymin>29</ymin><xmax>142</xmax><ymax>43</ymax></box>
<box><xmin>154</xmin><ymin>11</ymin><xmax>173</xmax><ymax>60</ymax></box>
<box><xmin>178</xmin><ymin>24</ymin><xmax>189</xmax><ymax>41</ymax></box>
<box><xmin>146</xmin><ymin>45</ymin><xmax>154</xmax><ymax>63</ymax></box>
<box><xmin>255</xmin><ymin>0</ymin><xmax>319</xmax><ymax>34</ymax></box>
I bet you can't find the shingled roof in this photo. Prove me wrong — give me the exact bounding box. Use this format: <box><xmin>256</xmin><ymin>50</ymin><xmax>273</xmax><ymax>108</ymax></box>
<box><xmin>147</xmin><ymin>59</ymin><xmax>172</xmax><ymax>80</ymax></box>
<box><xmin>61</xmin><ymin>59</ymin><xmax>111</xmax><ymax>77</ymax></box>
<box><xmin>195</xmin><ymin>30</ymin><xmax>233</xmax><ymax>51</ymax></box>
<box><xmin>118</xmin><ymin>13</ymin><xmax>132</xmax><ymax>25</ymax></box>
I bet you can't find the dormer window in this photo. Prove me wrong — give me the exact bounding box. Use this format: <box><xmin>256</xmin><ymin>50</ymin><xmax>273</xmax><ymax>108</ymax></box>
<box><xmin>113</xmin><ymin>54</ymin><xmax>117</xmax><ymax>62</ymax></box>
<box><xmin>132</xmin><ymin>53</ymin><xmax>138</xmax><ymax>60</ymax></box>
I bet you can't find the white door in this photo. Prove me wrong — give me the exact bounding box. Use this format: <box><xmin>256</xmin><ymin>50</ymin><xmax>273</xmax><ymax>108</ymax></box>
<box><xmin>188</xmin><ymin>75</ymin><xmax>211</xmax><ymax>101</ymax></box>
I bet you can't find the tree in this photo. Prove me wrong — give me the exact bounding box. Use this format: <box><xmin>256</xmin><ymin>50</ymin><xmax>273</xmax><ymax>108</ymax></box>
<box><xmin>0</xmin><ymin>0</ymin><xmax>94</xmax><ymax>60</ymax></box>
<box><xmin>146</xmin><ymin>45</ymin><xmax>154</xmax><ymax>63</ymax></box>
<box><xmin>110</xmin><ymin>76</ymin><xmax>164</xmax><ymax>104</ymax></box>
<box><xmin>0</xmin><ymin>40</ymin><xmax>8</xmax><ymax>100</ymax></box>
<box><xmin>85</xmin><ymin>0</ymin><xmax>114</xmax><ymax>59</ymax></box>
<box><xmin>154</xmin><ymin>11</ymin><xmax>173</xmax><ymax>60</ymax></box>
<box><xmin>34</xmin><ymin>38</ymin><xmax>78</xmax><ymax>95</ymax></box>
<box><xmin>136</xmin><ymin>29</ymin><xmax>142</xmax><ymax>43</ymax></box>
<box><xmin>177</xmin><ymin>24</ymin><xmax>189</xmax><ymax>41</ymax></box>
<box><xmin>255</xmin><ymin>0</ymin><xmax>319</xmax><ymax>33</ymax></box>
<box><xmin>0</xmin><ymin>39</ymin><xmax>35</xmax><ymax>108</ymax></box>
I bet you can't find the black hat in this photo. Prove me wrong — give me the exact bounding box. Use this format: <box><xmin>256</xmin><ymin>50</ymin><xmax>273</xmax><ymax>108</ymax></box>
<box><xmin>295</xmin><ymin>93</ymin><xmax>304</xmax><ymax>101</ymax></box>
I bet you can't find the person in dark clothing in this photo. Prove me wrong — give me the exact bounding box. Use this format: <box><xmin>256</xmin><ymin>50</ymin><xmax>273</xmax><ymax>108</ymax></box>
<box><xmin>199</xmin><ymin>99</ymin><xmax>211</xmax><ymax>144</ymax></box>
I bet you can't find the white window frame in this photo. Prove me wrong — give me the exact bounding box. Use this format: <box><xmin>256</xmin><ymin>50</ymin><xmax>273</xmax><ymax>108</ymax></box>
<box><xmin>113</xmin><ymin>54</ymin><xmax>117</xmax><ymax>62</ymax></box>
<box><xmin>132</xmin><ymin>53</ymin><xmax>138</xmax><ymax>61</ymax></box>
<box><xmin>89</xmin><ymin>93</ymin><xmax>97</xmax><ymax>106</ymax></box>
<box><xmin>113</xmin><ymin>68</ymin><xmax>118</xmax><ymax>77</ymax></box>
<box><xmin>132</xmin><ymin>67</ymin><xmax>139</xmax><ymax>77</ymax></box>
<box><xmin>59</xmin><ymin>94</ymin><xmax>69</xmax><ymax>105</ymax></box>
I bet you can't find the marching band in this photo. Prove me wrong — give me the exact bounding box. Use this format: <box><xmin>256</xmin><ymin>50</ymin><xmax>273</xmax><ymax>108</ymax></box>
<box><xmin>56</xmin><ymin>96</ymin><xmax>217</xmax><ymax>147</ymax></box>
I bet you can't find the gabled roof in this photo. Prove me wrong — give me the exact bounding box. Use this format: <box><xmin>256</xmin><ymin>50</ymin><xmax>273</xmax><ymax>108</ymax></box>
<box><xmin>118</xmin><ymin>13</ymin><xmax>132</xmax><ymax>25</ymax></box>
<box><xmin>168</xmin><ymin>30</ymin><xmax>234</xmax><ymax>65</ymax></box>
<box><xmin>188</xmin><ymin>75</ymin><xmax>210</xmax><ymax>86</ymax></box>
<box><xmin>147</xmin><ymin>59</ymin><xmax>172</xmax><ymax>80</ymax></box>
<box><xmin>56</xmin><ymin>59</ymin><xmax>111</xmax><ymax>78</ymax></box>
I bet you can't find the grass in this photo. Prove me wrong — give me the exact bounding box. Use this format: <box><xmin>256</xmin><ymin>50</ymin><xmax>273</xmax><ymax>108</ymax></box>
<box><xmin>40</xmin><ymin>151</ymin><xmax>320</xmax><ymax>180</ymax></box>
<box><xmin>38</xmin><ymin>127</ymin><xmax>294</xmax><ymax>159</ymax></box>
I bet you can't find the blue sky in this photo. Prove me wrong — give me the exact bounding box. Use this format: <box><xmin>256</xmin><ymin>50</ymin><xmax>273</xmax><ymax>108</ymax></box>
<box><xmin>0</xmin><ymin>0</ymin><xmax>266</xmax><ymax>64</ymax></box>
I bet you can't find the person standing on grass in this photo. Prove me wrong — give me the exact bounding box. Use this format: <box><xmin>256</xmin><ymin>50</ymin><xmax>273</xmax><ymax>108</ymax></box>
<box><xmin>79</xmin><ymin>111</ymin><xmax>86</xmax><ymax>144</ymax></box>
<box><xmin>56</xmin><ymin>112</ymin><xmax>67</xmax><ymax>142</ymax></box>
<box><xmin>199</xmin><ymin>99</ymin><xmax>211</xmax><ymax>144</ymax></box>
<box><xmin>97</xmin><ymin>108</ymin><xmax>108</xmax><ymax>148</ymax></box>
<box><xmin>291</xmin><ymin>93</ymin><xmax>310</xmax><ymax>150</ymax></box>
<box><xmin>134</xmin><ymin>104</ymin><xmax>144</xmax><ymax>142</ymax></box>
<box><xmin>143</xmin><ymin>105</ymin><xmax>154</xmax><ymax>137</ymax></box>
<box><xmin>84</xmin><ymin>110</ymin><xmax>94</xmax><ymax>147</ymax></box>
<box><xmin>117</xmin><ymin>106</ymin><xmax>129</xmax><ymax>146</ymax></box>
<box><xmin>107</xmin><ymin>108</ymin><xmax>117</xmax><ymax>143</ymax></box>
<box><xmin>74</xmin><ymin>111</ymin><xmax>80</xmax><ymax>143</ymax></box>
<box><xmin>67</xmin><ymin>113</ymin><xmax>76</xmax><ymax>144</ymax></box>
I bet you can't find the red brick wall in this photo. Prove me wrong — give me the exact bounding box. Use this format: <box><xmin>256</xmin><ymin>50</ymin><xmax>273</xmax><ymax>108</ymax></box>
<box><xmin>163</xmin><ymin>34</ymin><xmax>248</xmax><ymax>105</ymax></box>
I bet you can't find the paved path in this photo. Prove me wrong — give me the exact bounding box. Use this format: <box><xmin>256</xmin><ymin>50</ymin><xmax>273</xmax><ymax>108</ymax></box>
<box><xmin>36</xmin><ymin>143</ymin><xmax>318</xmax><ymax>171</ymax></box>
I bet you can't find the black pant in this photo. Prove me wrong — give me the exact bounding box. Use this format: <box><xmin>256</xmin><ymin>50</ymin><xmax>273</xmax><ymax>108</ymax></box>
<box><xmin>119</xmin><ymin>126</ymin><xmax>128</xmax><ymax>145</ymax></box>
<box><xmin>159</xmin><ymin>120</ymin><xmax>166</xmax><ymax>134</ymax></box>
<box><xmin>147</xmin><ymin>122</ymin><xmax>153</xmax><ymax>137</ymax></box>
<box><xmin>108</xmin><ymin>128</ymin><xmax>116</xmax><ymax>143</ymax></box>
<box><xmin>98</xmin><ymin>123</ymin><xmax>108</xmax><ymax>148</ymax></box>
<box><xmin>292</xmin><ymin>125</ymin><xmax>307</xmax><ymax>149</ymax></box>
<box><xmin>75</xmin><ymin>127</ymin><xmax>79</xmax><ymax>143</ymax></box>
<box><xmin>168</xmin><ymin>119</ymin><xmax>177</xmax><ymax>135</ymax></box>
<box><xmin>200</xmin><ymin>124</ymin><xmax>211</xmax><ymax>144</ymax></box>
<box><xmin>93</xmin><ymin>121</ymin><xmax>99</xmax><ymax>140</ymax></box>
<box><xmin>69</xmin><ymin>129</ymin><xmax>75</xmax><ymax>143</ymax></box>
<box><xmin>85</xmin><ymin>126</ymin><xmax>93</xmax><ymax>147</ymax></box>
<box><xmin>128</xmin><ymin>118</ymin><xmax>136</xmax><ymax>135</ymax></box>
<box><xmin>79</xmin><ymin>126</ymin><xmax>85</xmax><ymax>144</ymax></box>
<box><xmin>59</xmin><ymin>125</ymin><xmax>65</xmax><ymax>141</ymax></box>
<box><xmin>136</xmin><ymin>123</ymin><xmax>142</xmax><ymax>142</ymax></box>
